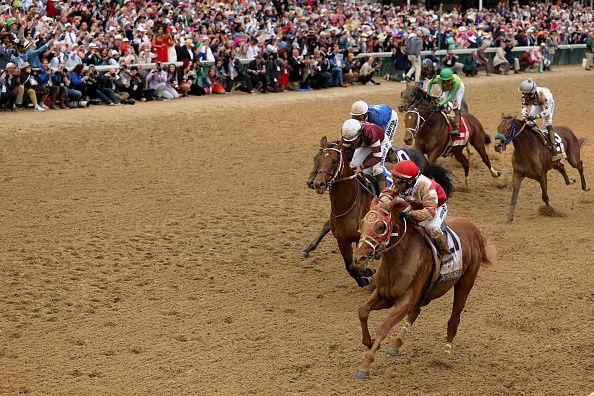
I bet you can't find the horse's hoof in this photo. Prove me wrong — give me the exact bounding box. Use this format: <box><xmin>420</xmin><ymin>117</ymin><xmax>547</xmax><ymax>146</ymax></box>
<box><xmin>355</xmin><ymin>369</ymin><xmax>370</xmax><ymax>379</ymax></box>
<box><xmin>298</xmin><ymin>251</ymin><xmax>309</xmax><ymax>260</ymax></box>
<box><xmin>361</xmin><ymin>268</ymin><xmax>375</xmax><ymax>278</ymax></box>
<box><xmin>386</xmin><ymin>348</ymin><xmax>400</xmax><ymax>358</ymax></box>
<box><xmin>444</xmin><ymin>343</ymin><xmax>453</xmax><ymax>354</ymax></box>
<box><xmin>356</xmin><ymin>278</ymin><xmax>370</xmax><ymax>288</ymax></box>
<box><xmin>567</xmin><ymin>178</ymin><xmax>576</xmax><ymax>185</ymax></box>
<box><xmin>584</xmin><ymin>187</ymin><xmax>591</xmax><ymax>192</ymax></box>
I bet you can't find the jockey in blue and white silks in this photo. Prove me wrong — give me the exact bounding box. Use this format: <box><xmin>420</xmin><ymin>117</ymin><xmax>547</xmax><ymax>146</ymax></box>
<box><xmin>350</xmin><ymin>101</ymin><xmax>398</xmax><ymax>143</ymax></box>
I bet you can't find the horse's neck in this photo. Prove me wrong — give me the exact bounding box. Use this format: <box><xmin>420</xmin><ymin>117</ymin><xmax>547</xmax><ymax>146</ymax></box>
<box><xmin>418</xmin><ymin>110</ymin><xmax>447</xmax><ymax>145</ymax></box>
<box><xmin>513</xmin><ymin>122</ymin><xmax>540</xmax><ymax>152</ymax></box>
<box><xmin>329</xmin><ymin>161</ymin><xmax>359</xmax><ymax>215</ymax></box>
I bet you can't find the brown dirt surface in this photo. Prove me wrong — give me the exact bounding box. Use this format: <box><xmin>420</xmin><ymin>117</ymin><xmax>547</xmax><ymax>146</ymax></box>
<box><xmin>1</xmin><ymin>66</ymin><xmax>593</xmax><ymax>395</ymax></box>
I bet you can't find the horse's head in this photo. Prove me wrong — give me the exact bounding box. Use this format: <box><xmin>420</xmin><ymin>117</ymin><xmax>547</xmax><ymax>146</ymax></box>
<box><xmin>494</xmin><ymin>113</ymin><xmax>522</xmax><ymax>152</ymax></box>
<box><xmin>307</xmin><ymin>136</ymin><xmax>328</xmax><ymax>189</ymax></box>
<box><xmin>351</xmin><ymin>198</ymin><xmax>408</xmax><ymax>275</ymax></box>
<box><xmin>398</xmin><ymin>83</ymin><xmax>421</xmax><ymax>112</ymax></box>
<box><xmin>402</xmin><ymin>111</ymin><xmax>421</xmax><ymax>145</ymax></box>
<box><xmin>312</xmin><ymin>139</ymin><xmax>344</xmax><ymax>194</ymax></box>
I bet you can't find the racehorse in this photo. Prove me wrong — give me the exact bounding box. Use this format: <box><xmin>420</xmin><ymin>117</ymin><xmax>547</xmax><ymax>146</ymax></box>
<box><xmin>398</xmin><ymin>84</ymin><xmax>501</xmax><ymax>187</ymax></box>
<box><xmin>302</xmin><ymin>137</ymin><xmax>453</xmax><ymax>260</ymax></box>
<box><xmin>349</xmin><ymin>199</ymin><xmax>494</xmax><ymax>378</ymax></box>
<box><xmin>494</xmin><ymin>115</ymin><xmax>589</xmax><ymax>223</ymax></box>
<box><xmin>310</xmin><ymin>137</ymin><xmax>453</xmax><ymax>287</ymax></box>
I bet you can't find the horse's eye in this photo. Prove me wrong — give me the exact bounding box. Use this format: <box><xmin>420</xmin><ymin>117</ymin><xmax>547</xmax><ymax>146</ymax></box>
<box><xmin>374</xmin><ymin>222</ymin><xmax>387</xmax><ymax>235</ymax></box>
<box><xmin>331</xmin><ymin>159</ymin><xmax>337</xmax><ymax>164</ymax></box>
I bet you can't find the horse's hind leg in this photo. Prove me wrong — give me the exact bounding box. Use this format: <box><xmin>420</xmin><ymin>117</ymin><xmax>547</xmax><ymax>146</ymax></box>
<box><xmin>553</xmin><ymin>162</ymin><xmax>575</xmax><ymax>185</ymax></box>
<box><xmin>452</xmin><ymin>148</ymin><xmax>471</xmax><ymax>188</ymax></box>
<box><xmin>387</xmin><ymin>306</ymin><xmax>421</xmax><ymax>358</ymax></box>
<box><xmin>471</xmin><ymin>137</ymin><xmax>501</xmax><ymax>178</ymax></box>
<box><xmin>299</xmin><ymin>220</ymin><xmax>331</xmax><ymax>260</ymax></box>
<box><xmin>566</xmin><ymin>153</ymin><xmax>589</xmax><ymax>191</ymax></box>
<box><xmin>577</xmin><ymin>160</ymin><xmax>590</xmax><ymax>191</ymax></box>
<box><xmin>445</xmin><ymin>275</ymin><xmax>477</xmax><ymax>353</ymax></box>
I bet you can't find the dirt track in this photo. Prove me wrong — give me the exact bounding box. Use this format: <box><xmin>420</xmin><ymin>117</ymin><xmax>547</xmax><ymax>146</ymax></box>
<box><xmin>1</xmin><ymin>67</ymin><xmax>593</xmax><ymax>395</ymax></box>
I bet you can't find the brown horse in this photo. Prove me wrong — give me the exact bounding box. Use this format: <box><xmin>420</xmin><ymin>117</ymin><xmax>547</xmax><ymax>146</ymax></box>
<box><xmin>349</xmin><ymin>199</ymin><xmax>494</xmax><ymax>379</ymax></box>
<box><xmin>494</xmin><ymin>115</ymin><xmax>589</xmax><ymax>223</ymax></box>
<box><xmin>399</xmin><ymin>84</ymin><xmax>501</xmax><ymax>187</ymax></box>
<box><xmin>311</xmin><ymin>137</ymin><xmax>375</xmax><ymax>287</ymax></box>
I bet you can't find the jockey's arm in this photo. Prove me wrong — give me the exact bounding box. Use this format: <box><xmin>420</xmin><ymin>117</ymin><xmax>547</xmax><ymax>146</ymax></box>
<box><xmin>426</xmin><ymin>77</ymin><xmax>437</xmax><ymax>95</ymax></box>
<box><xmin>439</xmin><ymin>77</ymin><xmax>460</xmax><ymax>106</ymax></box>
<box><xmin>360</xmin><ymin>139</ymin><xmax>382</xmax><ymax>170</ymax></box>
<box><xmin>408</xmin><ymin>189</ymin><xmax>439</xmax><ymax>223</ymax></box>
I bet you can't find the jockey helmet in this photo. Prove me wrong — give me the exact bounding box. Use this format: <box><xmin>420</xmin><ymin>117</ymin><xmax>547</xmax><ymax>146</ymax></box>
<box><xmin>439</xmin><ymin>68</ymin><xmax>454</xmax><ymax>80</ymax></box>
<box><xmin>391</xmin><ymin>160</ymin><xmax>420</xmax><ymax>180</ymax></box>
<box><xmin>350</xmin><ymin>100</ymin><xmax>369</xmax><ymax>116</ymax></box>
<box><xmin>341</xmin><ymin>119</ymin><xmax>362</xmax><ymax>141</ymax></box>
<box><xmin>519</xmin><ymin>79</ymin><xmax>537</xmax><ymax>94</ymax></box>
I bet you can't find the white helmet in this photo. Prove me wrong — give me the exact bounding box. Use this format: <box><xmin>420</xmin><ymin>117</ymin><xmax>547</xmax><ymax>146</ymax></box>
<box><xmin>341</xmin><ymin>119</ymin><xmax>362</xmax><ymax>141</ymax></box>
<box><xmin>350</xmin><ymin>100</ymin><xmax>369</xmax><ymax>116</ymax></box>
<box><xmin>519</xmin><ymin>79</ymin><xmax>537</xmax><ymax>94</ymax></box>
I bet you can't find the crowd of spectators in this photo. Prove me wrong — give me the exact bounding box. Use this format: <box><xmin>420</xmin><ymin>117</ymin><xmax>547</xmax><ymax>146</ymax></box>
<box><xmin>1</xmin><ymin>0</ymin><xmax>593</xmax><ymax>111</ymax></box>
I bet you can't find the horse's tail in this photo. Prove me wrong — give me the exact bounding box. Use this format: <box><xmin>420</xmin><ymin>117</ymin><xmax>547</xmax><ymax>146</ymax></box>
<box><xmin>478</xmin><ymin>230</ymin><xmax>496</xmax><ymax>268</ymax></box>
<box><xmin>484</xmin><ymin>132</ymin><xmax>492</xmax><ymax>145</ymax></box>
<box><xmin>425</xmin><ymin>161</ymin><xmax>454</xmax><ymax>197</ymax></box>
<box><xmin>578</xmin><ymin>137</ymin><xmax>587</xmax><ymax>147</ymax></box>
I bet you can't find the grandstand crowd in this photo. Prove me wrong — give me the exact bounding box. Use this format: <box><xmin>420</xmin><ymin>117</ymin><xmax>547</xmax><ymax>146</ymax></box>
<box><xmin>1</xmin><ymin>0</ymin><xmax>593</xmax><ymax>111</ymax></box>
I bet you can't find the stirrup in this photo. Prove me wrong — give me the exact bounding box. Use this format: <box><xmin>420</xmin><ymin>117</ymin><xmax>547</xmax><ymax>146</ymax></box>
<box><xmin>450</xmin><ymin>130</ymin><xmax>461</xmax><ymax>137</ymax></box>
<box><xmin>440</xmin><ymin>253</ymin><xmax>453</xmax><ymax>264</ymax></box>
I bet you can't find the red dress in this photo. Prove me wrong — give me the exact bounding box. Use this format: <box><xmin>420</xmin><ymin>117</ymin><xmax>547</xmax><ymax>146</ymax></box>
<box><xmin>153</xmin><ymin>35</ymin><xmax>169</xmax><ymax>63</ymax></box>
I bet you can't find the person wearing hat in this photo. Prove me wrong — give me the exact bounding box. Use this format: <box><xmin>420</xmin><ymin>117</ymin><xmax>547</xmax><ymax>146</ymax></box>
<box><xmin>5</xmin><ymin>62</ymin><xmax>24</xmax><ymax>108</ymax></box>
<box><xmin>25</xmin><ymin>38</ymin><xmax>54</xmax><ymax>69</ymax></box>
<box><xmin>62</xmin><ymin>22</ymin><xmax>77</xmax><ymax>44</ymax></box>
<box><xmin>404</xmin><ymin>30</ymin><xmax>422</xmax><ymax>83</ymax></box>
<box><xmin>426</xmin><ymin>68</ymin><xmax>465</xmax><ymax>137</ymax></box>
<box><xmin>83</xmin><ymin>43</ymin><xmax>101</xmax><ymax>66</ymax></box>
<box><xmin>19</xmin><ymin>62</ymin><xmax>46</xmax><ymax>112</ymax></box>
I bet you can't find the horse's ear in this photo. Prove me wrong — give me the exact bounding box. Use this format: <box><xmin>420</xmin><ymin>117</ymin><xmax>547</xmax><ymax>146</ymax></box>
<box><xmin>501</xmin><ymin>113</ymin><xmax>505</xmax><ymax>120</ymax></box>
<box><xmin>320</xmin><ymin>136</ymin><xmax>328</xmax><ymax>148</ymax></box>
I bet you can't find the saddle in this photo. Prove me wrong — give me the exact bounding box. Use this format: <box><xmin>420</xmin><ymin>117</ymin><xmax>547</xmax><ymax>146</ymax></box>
<box><xmin>416</xmin><ymin>223</ymin><xmax>463</xmax><ymax>307</ymax></box>
<box><xmin>526</xmin><ymin>123</ymin><xmax>566</xmax><ymax>157</ymax></box>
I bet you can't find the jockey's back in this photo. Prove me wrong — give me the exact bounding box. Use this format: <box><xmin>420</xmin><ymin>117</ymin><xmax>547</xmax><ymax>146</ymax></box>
<box><xmin>404</xmin><ymin>174</ymin><xmax>447</xmax><ymax>212</ymax></box>
<box><xmin>367</xmin><ymin>104</ymin><xmax>393</xmax><ymax>131</ymax></box>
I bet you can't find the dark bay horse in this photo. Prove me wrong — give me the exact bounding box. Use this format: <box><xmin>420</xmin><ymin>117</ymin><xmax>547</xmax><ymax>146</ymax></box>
<box><xmin>350</xmin><ymin>199</ymin><xmax>494</xmax><ymax>378</ymax></box>
<box><xmin>302</xmin><ymin>137</ymin><xmax>453</xmax><ymax>260</ymax></box>
<box><xmin>494</xmin><ymin>115</ymin><xmax>588</xmax><ymax>223</ymax></box>
<box><xmin>399</xmin><ymin>84</ymin><xmax>501</xmax><ymax>187</ymax></box>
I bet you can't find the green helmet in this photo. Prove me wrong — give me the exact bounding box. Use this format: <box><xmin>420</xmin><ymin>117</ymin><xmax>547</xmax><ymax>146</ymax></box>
<box><xmin>440</xmin><ymin>68</ymin><xmax>454</xmax><ymax>80</ymax></box>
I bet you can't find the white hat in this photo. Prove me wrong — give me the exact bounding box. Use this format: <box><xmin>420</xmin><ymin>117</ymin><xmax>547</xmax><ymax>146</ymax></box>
<box><xmin>114</xmin><ymin>34</ymin><xmax>122</xmax><ymax>40</ymax></box>
<box><xmin>468</xmin><ymin>36</ymin><xmax>477</xmax><ymax>43</ymax></box>
<box><xmin>350</xmin><ymin>100</ymin><xmax>369</xmax><ymax>116</ymax></box>
<box><xmin>341</xmin><ymin>119</ymin><xmax>362</xmax><ymax>142</ymax></box>
<box><xmin>123</xmin><ymin>38</ymin><xmax>130</xmax><ymax>42</ymax></box>
<box><xmin>65</xmin><ymin>22</ymin><xmax>72</xmax><ymax>27</ymax></box>
<box><xmin>458</xmin><ymin>26</ymin><xmax>468</xmax><ymax>32</ymax></box>
<box><xmin>88</xmin><ymin>42</ymin><xmax>98</xmax><ymax>48</ymax></box>
<box><xmin>6</xmin><ymin>62</ymin><xmax>16</xmax><ymax>69</ymax></box>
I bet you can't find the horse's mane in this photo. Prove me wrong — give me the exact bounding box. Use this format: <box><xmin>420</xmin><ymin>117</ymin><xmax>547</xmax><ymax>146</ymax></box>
<box><xmin>402</xmin><ymin>84</ymin><xmax>441</xmax><ymax>112</ymax></box>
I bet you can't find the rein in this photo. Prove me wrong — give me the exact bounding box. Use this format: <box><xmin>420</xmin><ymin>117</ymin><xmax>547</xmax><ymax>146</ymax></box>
<box><xmin>359</xmin><ymin>209</ymin><xmax>408</xmax><ymax>255</ymax></box>
<box><xmin>497</xmin><ymin>120</ymin><xmax>527</xmax><ymax>146</ymax></box>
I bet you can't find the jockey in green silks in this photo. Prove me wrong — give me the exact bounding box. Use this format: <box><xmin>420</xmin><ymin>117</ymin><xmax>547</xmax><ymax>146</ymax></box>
<box><xmin>426</xmin><ymin>68</ymin><xmax>465</xmax><ymax>137</ymax></box>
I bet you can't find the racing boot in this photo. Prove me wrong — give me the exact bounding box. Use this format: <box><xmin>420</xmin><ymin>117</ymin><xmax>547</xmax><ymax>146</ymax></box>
<box><xmin>450</xmin><ymin>109</ymin><xmax>462</xmax><ymax>138</ymax></box>
<box><xmin>375</xmin><ymin>173</ymin><xmax>387</xmax><ymax>194</ymax></box>
<box><xmin>546</xmin><ymin>125</ymin><xmax>564</xmax><ymax>161</ymax></box>
<box><xmin>434</xmin><ymin>232</ymin><xmax>453</xmax><ymax>264</ymax></box>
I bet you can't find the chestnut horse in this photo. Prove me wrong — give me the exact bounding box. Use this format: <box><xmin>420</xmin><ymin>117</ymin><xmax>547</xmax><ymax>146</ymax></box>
<box><xmin>349</xmin><ymin>199</ymin><xmax>494</xmax><ymax>379</ymax></box>
<box><xmin>494</xmin><ymin>115</ymin><xmax>589</xmax><ymax>223</ymax></box>
<box><xmin>399</xmin><ymin>85</ymin><xmax>501</xmax><ymax>187</ymax></box>
<box><xmin>302</xmin><ymin>138</ymin><xmax>451</xmax><ymax>260</ymax></box>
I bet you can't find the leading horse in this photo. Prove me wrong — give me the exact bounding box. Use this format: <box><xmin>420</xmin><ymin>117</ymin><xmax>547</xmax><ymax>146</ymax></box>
<box><xmin>310</xmin><ymin>138</ymin><xmax>453</xmax><ymax>287</ymax></box>
<box><xmin>494</xmin><ymin>115</ymin><xmax>588</xmax><ymax>223</ymax></box>
<box><xmin>350</xmin><ymin>199</ymin><xmax>494</xmax><ymax>378</ymax></box>
<box><xmin>399</xmin><ymin>84</ymin><xmax>501</xmax><ymax>187</ymax></box>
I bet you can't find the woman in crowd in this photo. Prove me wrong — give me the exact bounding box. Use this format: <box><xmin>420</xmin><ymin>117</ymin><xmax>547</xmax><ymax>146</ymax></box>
<box><xmin>207</xmin><ymin>64</ymin><xmax>227</xmax><ymax>94</ymax></box>
<box><xmin>20</xmin><ymin>62</ymin><xmax>46</xmax><ymax>112</ymax></box>
<box><xmin>187</xmin><ymin>61</ymin><xmax>208</xmax><ymax>96</ymax></box>
<box><xmin>166</xmin><ymin>63</ymin><xmax>185</xmax><ymax>98</ymax></box>
<box><xmin>152</xmin><ymin>25</ymin><xmax>170</xmax><ymax>63</ymax></box>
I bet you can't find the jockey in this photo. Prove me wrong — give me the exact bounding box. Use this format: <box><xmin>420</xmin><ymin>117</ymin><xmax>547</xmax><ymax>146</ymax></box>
<box><xmin>350</xmin><ymin>100</ymin><xmax>399</xmax><ymax>142</ymax></box>
<box><xmin>378</xmin><ymin>160</ymin><xmax>451</xmax><ymax>263</ymax></box>
<box><xmin>519</xmin><ymin>79</ymin><xmax>561</xmax><ymax>159</ymax></box>
<box><xmin>341</xmin><ymin>119</ymin><xmax>390</xmax><ymax>191</ymax></box>
<box><xmin>426</xmin><ymin>68</ymin><xmax>465</xmax><ymax>138</ymax></box>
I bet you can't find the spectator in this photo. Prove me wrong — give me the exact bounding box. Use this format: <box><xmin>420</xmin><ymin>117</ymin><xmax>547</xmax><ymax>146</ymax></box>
<box><xmin>441</xmin><ymin>49</ymin><xmax>463</xmax><ymax>75</ymax></box>
<box><xmin>405</xmin><ymin>30</ymin><xmax>423</xmax><ymax>82</ymax></box>
<box><xmin>474</xmin><ymin>44</ymin><xmax>492</xmax><ymax>76</ymax></box>
<box><xmin>20</xmin><ymin>62</ymin><xmax>46</xmax><ymax>112</ymax></box>
<box><xmin>287</xmin><ymin>48</ymin><xmax>303</xmax><ymax>91</ymax></box>
<box><xmin>97</xmin><ymin>68</ymin><xmax>122</xmax><ymax>106</ymax></box>
<box><xmin>247</xmin><ymin>55</ymin><xmax>268</xmax><ymax>94</ymax></box>
<box><xmin>152</xmin><ymin>25</ymin><xmax>170</xmax><ymax>63</ymax></box>
<box><xmin>493</xmin><ymin>42</ymin><xmax>510</xmax><ymax>75</ymax></box>
<box><xmin>358</xmin><ymin>56</ymin><xmax>380</xmax><ymax>85</ymax></box>
<box><xmin>0</xmin><ymin>69</ymin><xmax>16</xmax><ymax>111</ymax></box>
<box><xmin>328</xmin><ymin>45</ymin><xmax>345</xmax><ymax>87</ymax></box>
<box><xmin>147</xmin><ymin>62</ymin><xmax>174</xmax><ymax>101</ymax></box>
<box><xmin>586</xmin><ymin>31</ymin><xmax>594</xmax><ymax>71</ymax></box>
<box><xmin>187</xmin><ymin>61</ymin><xmax>209</xmax><ymax>96</ymax></box>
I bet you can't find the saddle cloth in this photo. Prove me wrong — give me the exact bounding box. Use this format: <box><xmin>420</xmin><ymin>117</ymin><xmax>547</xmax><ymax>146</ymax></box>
<box><xmin>444</xmin><ymin>113</ymin><xmax>471</xmax><ymax>147</ymax></box>
<box><xmin>537</xmin><ymin>127</ymin><xmax>565</xmax><ymax>156</ymax></box>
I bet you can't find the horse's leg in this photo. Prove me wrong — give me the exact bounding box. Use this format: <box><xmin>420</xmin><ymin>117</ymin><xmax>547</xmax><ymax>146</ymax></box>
<box><xmin>471</xmin><ymin>135</ymin><xmax>501</xmax><ymax>177</ymax></box>
<box><xmin>452</xmin><ymin>147</ymin><xmax>471</xmax><ymax>188</ymax></box>
<box><xmin>387</xmin><ymin>306</ymin><xmax>421</xmax><ymax>358</ymax></box>
<box><xmin>539</xmin><ymin>173</ymin><xmax>550</xmax><ymax>207</ymax></box>
<box><xmin>507</xmin><ymin>171</ymin><xmax>525</xmax><ymax>224</ymax></box>
<box><xmin>445</xmin><ymin>276</ymin><xmax>476</xmax><ymax>353</ymax></box>
<box><xmin>553</xmin><ymin>162</ymin><xmax>575</xmax><ymax>185</ymax></box>
<box><xmin>577</xmin><ymin>160</ymin><xmax>589</xmax><ymax>191</ymax></box>
<box><xmin>356</xmin><ymin>292</ymin><xmax>412</xmax><ymax>379</ymax></box>
<box><xmin>299</xmin><ymin>220</ymin><xmax>331</xmax><ymax>260</ymax></box>
<box><xmin>358</xmin><ymin>290</ymin><xmax>393</xmax><ymax>349</ymax></box>
<box><xmin>338</xmin><ymin>239</ymin><xmax>369</xmax><ymax>288</ymax></box>
<box><xmin>565</xmin><ymin>150</ymin><xmax>589</xmax><ymax>191</ymax></box>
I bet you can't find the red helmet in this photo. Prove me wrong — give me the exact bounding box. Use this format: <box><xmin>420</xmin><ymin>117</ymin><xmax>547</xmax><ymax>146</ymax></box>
<box><xmin>391</xmin><ymin>160</ymin><xmax>420</xmax><ymax>180</ymax></box>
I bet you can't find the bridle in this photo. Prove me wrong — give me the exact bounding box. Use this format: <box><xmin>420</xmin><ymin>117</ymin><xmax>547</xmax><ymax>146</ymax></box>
<box><xmin>315</xmin><ymin>148</ymin><xmax>358</xmax><ymax>191</ymax></box>
<box><xmin>404</xmin><ymin>108</ymin><xmax>437</xmax><ymax>141</ymax></box>
<box><xmin>495</xmin><ymin>119</ymin><xmax>528</xmax><ymax>150</ymax></box>
<box><xmin>358</xmin><ymin>206</ymin><xmax>408</xmax><ymax>258</ymax></box>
